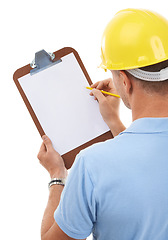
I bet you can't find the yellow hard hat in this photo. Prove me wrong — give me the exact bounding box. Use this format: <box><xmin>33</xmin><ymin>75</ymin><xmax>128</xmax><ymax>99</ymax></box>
<box><xmin>100</xmin><ymin>8</ymin><xmax>168</xmax><ymax>70</ymax></box>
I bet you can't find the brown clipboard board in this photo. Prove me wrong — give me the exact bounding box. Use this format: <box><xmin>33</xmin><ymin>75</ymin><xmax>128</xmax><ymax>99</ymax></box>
<box><xmin>13</xmin><ymin>47</ymin><xmax>113</xmax><ymax>169</ymax></box>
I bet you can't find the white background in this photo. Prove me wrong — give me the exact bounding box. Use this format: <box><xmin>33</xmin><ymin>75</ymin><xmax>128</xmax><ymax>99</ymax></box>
<box><xmin>1</xmin><ymin>0</ymin><xmax>167</xmax><ymax>239</ymax></box>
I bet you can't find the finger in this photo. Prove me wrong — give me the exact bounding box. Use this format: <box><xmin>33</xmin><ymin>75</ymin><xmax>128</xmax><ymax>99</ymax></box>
<box><xmin>92</xmin><ymin>79</ymin><xmax>112</xmax><ymax>90</ymax></box>
<box><xmin>39</xmin><ymin>142</ymin><xmax>46</xmax><ymax>153</ymax></box>
<box><xmin>106</xmin><ymin>78</ymin><xmax>117</xmax><ymax>89</ymax></box>
<box><xmin>37</xmin><ymin>142</ymin><xmax>46</xmax><ymax>160</ymax></box>
<box><xmin>91</xmin><ymin>89</ymin><xmax>106</xmax><ymax>103</ymax></box>
<box><xmin>100</xmin><ymin>78</ymin><xmax>118</xmax><ymax>94</ymax></box>
<box><xmin>89</xmin><ymin>90</ymin><xmax>96</xmax><ymax>98</ymax></box>
<box><xmin>97</xmin><ymin>81</ymin><xmax>105</xmax><ymax>90</ymax></box>
<box><xmin>42</xmin><ymin>135</ymin><xmax>53</xmax><ymax>152</ymax></box>
<box><xmin>90</xmin><ymin>81</ymin><xmax>100</xmax><ymax>88</ymax></box>
<box><xmin>98</xmin><ymin>79</ymin><xmax>112</xmax><ymax>89</ymax></box>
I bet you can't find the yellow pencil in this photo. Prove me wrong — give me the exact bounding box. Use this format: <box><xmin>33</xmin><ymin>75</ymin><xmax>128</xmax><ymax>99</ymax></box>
<box><xmin>86</xmin><ymin>86</ymin><xmax>120</xmax><ymax>98</ymax></box>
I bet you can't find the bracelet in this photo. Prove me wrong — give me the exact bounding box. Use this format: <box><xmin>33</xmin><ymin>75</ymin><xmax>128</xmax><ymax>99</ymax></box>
<box><xmin>48</xmin><ymin>178</ymin><xmax>66</xmax><ymax>189</ymax></box>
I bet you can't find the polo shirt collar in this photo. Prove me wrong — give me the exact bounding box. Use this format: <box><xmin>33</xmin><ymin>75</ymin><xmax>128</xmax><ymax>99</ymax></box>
<box><xmin>119</xmin><ymin>117</ymin><xmax>168</xmax><ymax>135</ymax></box>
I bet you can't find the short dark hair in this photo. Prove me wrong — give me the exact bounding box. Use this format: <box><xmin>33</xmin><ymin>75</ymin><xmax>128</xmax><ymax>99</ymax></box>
<box><xmin>125</xmin><ymin>60</ymin><xmax>168</xmax><ymax>95</ymax></box>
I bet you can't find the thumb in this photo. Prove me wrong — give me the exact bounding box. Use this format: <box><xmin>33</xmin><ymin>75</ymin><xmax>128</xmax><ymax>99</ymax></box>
<box><xmin>42</xmin><ymin>135</ymin><xmax>53</xmax><ymax>152</ymax></box>
<box><xmin>91</xmin><ymin>88</ymin><xmax>106</xmax><ymax>103</ymax></box>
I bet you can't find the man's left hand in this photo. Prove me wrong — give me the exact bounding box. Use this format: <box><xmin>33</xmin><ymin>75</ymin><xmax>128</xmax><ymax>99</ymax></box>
<box><xmin>37</xmin><ymin>135</ymin><xmax>68</xmax><ymax>178</ymax></box>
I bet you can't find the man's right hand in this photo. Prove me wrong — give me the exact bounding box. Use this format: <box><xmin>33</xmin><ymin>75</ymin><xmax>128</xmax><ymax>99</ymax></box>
<box><xmin>90</xmin><ymin>78</ymin><xmax>126</xmax><ymax>136</ymax></box>
<box><xmin>90</xmin><ymin>78</ymin><xmax>120</xmax><ymax>125</ymax></box>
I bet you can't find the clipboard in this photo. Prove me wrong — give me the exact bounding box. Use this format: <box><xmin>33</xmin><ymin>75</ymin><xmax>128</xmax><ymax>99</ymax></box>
<box><xmin>13</xmin><ymin>47</ymin><xmax>113</xmax><ymax>169</ymax></box>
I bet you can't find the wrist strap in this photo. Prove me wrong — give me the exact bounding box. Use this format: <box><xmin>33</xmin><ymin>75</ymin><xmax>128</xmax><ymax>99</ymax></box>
<box><xmin>48</xmin><ymin>178</ymin><xmax>66</xmax><ymax>189</ymax></box>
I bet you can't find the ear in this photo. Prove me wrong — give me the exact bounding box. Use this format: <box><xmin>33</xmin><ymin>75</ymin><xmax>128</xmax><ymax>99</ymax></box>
<box><xmin>119</xmin><ymin>70</ymin><xmax>133</xmax><ymax>95</ymax></box>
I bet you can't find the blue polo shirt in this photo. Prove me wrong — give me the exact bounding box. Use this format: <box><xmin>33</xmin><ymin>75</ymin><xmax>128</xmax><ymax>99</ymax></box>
<box><xmin>54</xmin><ymin>117</ymin><xmax>168</xmax><ymax>240</ymax></box>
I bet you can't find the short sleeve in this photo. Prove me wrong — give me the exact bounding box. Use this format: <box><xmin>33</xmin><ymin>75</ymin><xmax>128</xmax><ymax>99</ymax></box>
<box><xmin>54</xmin><ymin>152</ymin><xmax>97</xmax><ymax>239</ymax></box>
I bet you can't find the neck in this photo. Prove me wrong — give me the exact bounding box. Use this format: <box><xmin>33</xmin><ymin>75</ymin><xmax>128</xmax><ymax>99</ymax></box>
<box><xmin>131</xmin><ymin>92</ymin><xmax>168</xmax><ymax>121</ymax></box>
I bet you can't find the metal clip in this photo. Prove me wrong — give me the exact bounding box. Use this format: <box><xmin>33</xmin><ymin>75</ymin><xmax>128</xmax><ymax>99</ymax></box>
<box><xmin>30</xmin><ymin>49</ymin><xmax>62</xmax><ymax>75</ymax></box>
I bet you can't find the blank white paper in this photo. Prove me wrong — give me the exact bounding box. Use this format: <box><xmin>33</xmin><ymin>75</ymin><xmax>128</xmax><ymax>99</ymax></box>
<box><xmin>18</xmin><ymin>53</ymin><xmax>109</xmax><ymax>155</ymax></box>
